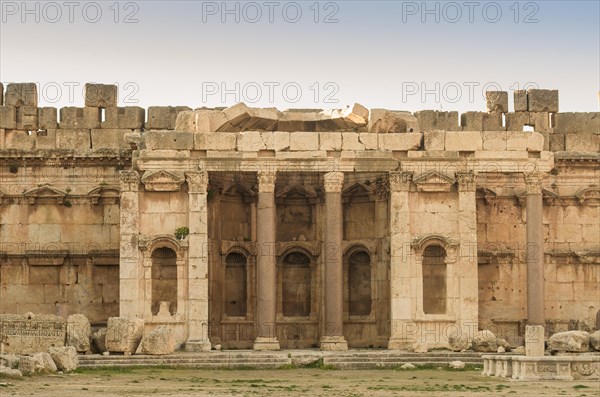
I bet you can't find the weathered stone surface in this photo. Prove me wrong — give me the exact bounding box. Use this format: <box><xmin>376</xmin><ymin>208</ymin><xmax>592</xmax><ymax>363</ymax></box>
<box><xmin>472</xmin><ymin>330</ymin><xmax>498</xmax><ymax>352</ymax></box>
<box><xmin>424</xmin><ymin>131</ymin><xmax>445</xmax><ymax>150</ymax></box>
<box><xmin>448</xmin><ymin>332</ymin><xmax>469</xmax><ymax>352</ymax></box>
<box><xmin>379</xmin><ymin>133</ymin><xmax>422</xmax><ymax>151</ymax></box>
<box><xmin>194</xmin><ymin>132</ymin><xmax>237</xmax><ymax>150</ymax></box>
<box><xmin>552</xmin><ymin>112</ymin><xmax>600</xmax><ymax>134</ymax></box>
<box><xmin>59</xmin><ymin>107</ymin><xmax>101</xmax><ymax>129</ymax></box>
<box><xmin>565</xmin><ymin>132</ymin><xmax>600</xmax><ymax>152</ymax></box>
<box><xmin>237</xmin><ymin>131</ymin><xmax>266</xmax><ymax>151</ymax></box>
<box><xmin>17</xmin><ymin>355</ymin><xmax>36</xmax><ymax>375</ymax></box>
<box><xmin>414</xmin><ymin>110</ymin><xmax>459</xmax><ymax>131</ymax></box>
<box><xmin>141</xmin><ymin>325</ymin><xmax>177</xmax><ymax>355</ymax></box>
<box><xmin>48</xmin><ymin>346</ymin><xmax>78</xmax><ymax>372</ymax></box>
<box><xmin>514</xmin><ymin>90</ymin><xmax>528</xmax><ymax>112</ymax></box>
<box><xmin>482</xmin><ymin>131</ymin><xmax>507</xmax><ymax>150</ymax></box>
<box><xmin>289</xmin><ymin>132</ymin><xmax>319</xmax><ymax>151</ymax></box>
<box><xmin>0</xmin><ymin>106</ymin><xmax>17</xmax><ymax>129</ymax></box>
<box><xmin>38</xmin><ymin>107</ymin><xmax>58</xmax><ymax>129</ymax></box>
<box><xmin>92</xmin><ymin>328</ymin><xmax>108</xmax><ymax>353</ymax></box>
<box><xmin>400</xmin><ymin>363</ymin><xmax>415</xmax><ymax>369</ymax></box>
<box><xmin>319</xmin><ymin>132</ymin><xmax>342</xmax><ymax>151</ymax></box>
<box><xmin>358</xmin><ymin>133</ymin><xmax>378</xmax><ymax>150</ymax></box>
<box><xmin>486</xmin><ymin>91</ymin><xmax>508</xmax><ymax>113</ymax></box>
<box><xmin>31</xmin><ymin>352</ymin><xmax>57</xmax><ymax>373</ymax></box>
<box><xmin>0</xmin><ymin>314</ymin><xmax>65</xmax><ymax>354</ymax></box>
<box><xmin>56</xmin><ymin>129</ymin><xmax>91</xmax><ymax>150</ymax></box>
<box><xmin>148</xmin><ymin>106</ymin><xmax>192</xmax><ymax>130</ymax></box>
<box><xmin>105</xmin><ymin>317</ymin><xmax>144</xmax><ymax>353</ymax></box>
<box><xmin>5</xmin><ymin>83</ymin><xmax>37</xmax><ymax>107</ymax></box>
<box><xmin>145</xmin><ymin>130</ymin><xmax>194</xmax><ymax>150</ymax></box>
<box><xmin>342</xmin><ymin>103</ymin><xmax>369</xmax><ymax>127</ymax></box>
<box><xmin>16</xmin><ymin>105</ymin><xmax>38</xmax><ymax>130</ymax></box>
<box><xmin>102</xmin><ymin>106</ymin><xmax>145</xmax><ymax>129</ymax></box>
<box><xmin>0</xmin><ymin>354</ymin><xmax>20</xmax><ymax>369</ymax></box>
<box><xmin>528</xmin><ymin>89</ymin><xmax>559</xmax><ymax>112</ymax></box>
<box><xmin>175</xmin><ymin>109</ymin><xmax>229</xmax><ymax>132</ymax></box>
<box><xmin>85</xmin><ymin>83</ymin><xmax>118</xmax><ymax>108</ymax></box>
<box><xmin>589</xmin><ymin>331</ymin><xmax>600</xmax><ymax>351</ymax></box>
<box><xmin>66</xmin><ymin>314</ymin><xmax>91</xmax><ymax>352</ymax></box>
<box><xmin>342</xmin><ymin>132</ymin><xmax>364</xmax><ymax>151</ymax></box>
<box><xmin>369</xmin><ymin>109</ymin><xmax>419</xmax><ymax>133</ymax></box>
<box><xmin>0</xmin><ymin>366</ymin><xmax>23</xmax><ymax>379</ymax></box>
<box><xmin>461</xmin><ymin>112</ymin><xmax>502</xmax><ymax>131</ymax></box>
<box><xmin>444</xmin><ymin>131</ymin><xmax>482</xmax><ymax>151</ymax></box>
<box><xmin>548</xmin><ymin>331</ymin><xmax>590</xmax><ymax>352</ymax></box>
<box><xmin>4</xmin><ymin>130</ymin><xmax>34</xmax><ymax>149</ymax></box>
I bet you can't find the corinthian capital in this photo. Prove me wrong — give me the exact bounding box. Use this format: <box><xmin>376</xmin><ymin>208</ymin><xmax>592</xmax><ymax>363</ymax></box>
<box><xmin>323</xmin><ymin>172</ymin><xmax>344</xmax><ymax>193</ymax></box>
<box><xmin>257</xmin><ymin>170</ymin><xmax>276</xmax><ymax>193</ymax></box>
<box><xmin>119</xmin><ymin>170</ymin><xmax>140</xmax><ymax>192</ymax></box>
<box><xmin>389</xmin><ymin>171</ymin><xmax>413</xmax><ymax>192</ymax></box>
<box><xmin>456</xmin><ymin>171</ymin><xmax>476</xmax><ymax>192</ymax></box>
<box><xmin>525</xmin><ymin>173</ymin><xmax>543</xmax><ymax>194</ymax></box>
<box><xmin>186</xmin><ymin>171</ymin><xmax>208</xmax><ymax>194</ymax></box>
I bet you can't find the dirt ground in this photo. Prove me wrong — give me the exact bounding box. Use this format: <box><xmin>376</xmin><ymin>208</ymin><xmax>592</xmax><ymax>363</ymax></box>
<box><xmin>0</xmin><ymin>367</ymin><xmax>598</xmax><ymax>397</ymax></box>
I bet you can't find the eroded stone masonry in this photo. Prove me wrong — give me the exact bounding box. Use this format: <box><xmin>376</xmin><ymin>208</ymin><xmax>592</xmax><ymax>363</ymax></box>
<box><xmin>0</xmin><ymin>83</ymin><xmax>598</xmax><ymax>352</ymax></box>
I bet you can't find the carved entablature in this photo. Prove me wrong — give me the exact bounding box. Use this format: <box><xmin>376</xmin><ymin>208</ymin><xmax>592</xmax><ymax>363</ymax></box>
<box><xmin>576</xmin><ymin>187</ymin><xmax>600</xmax><ymax>206</ymax></box>
<box><xmin>323</xmin><ymin>171</ymin><xmax>345</xmax><ymax>193</ymax></box>
<box><xmin>119</xmin><ymin>170</ymin><xmax>140</xmax><ymax>192</ymax></box>
<box><xmin>26</xmin><ymin>250</ymin><xmax>68</xmax><ymax>266</ymax></box>
<box><xmin>23</xmin><ymin>185</ymin><xmax>67</xmax><ymax>205</ymax></box>
<box><xmin>141</xmin><ymin>170</ymin><xmax>185</xmax><ymax>192</ymax></box>
<box><xmin>412</xmin><ymin>171</ymin><xmax>455</xmax><ymax>193</ymax></box>
<box><xmin>389</xmin><ymin>171</ymin><xmax>412</xmax><ymax>192</ymax></box>
<box><xmin>276</xmin><ymin>184</ymin><xmax>318</xmax><ymax>204</ymax></box>
<box><xmin>87</xmin><ymin>186</ymin><xmax>120</xmax><ymax>205</ymax></box>
<box><xmin>186</xmin><ymin>171</ymin><xmax>208</xmax><ymax>194</ymax></box>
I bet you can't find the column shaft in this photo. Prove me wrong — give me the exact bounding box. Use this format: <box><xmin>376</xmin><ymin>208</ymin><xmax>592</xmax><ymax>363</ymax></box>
<box><xmin>526</xmin><ymin>174</ymin><xmax>545</xmax><ymax>326</ymax></box>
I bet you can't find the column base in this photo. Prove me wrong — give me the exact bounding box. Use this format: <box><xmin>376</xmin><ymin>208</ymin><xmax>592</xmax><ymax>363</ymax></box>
<box><xmin>320</xmin><ymin>336</ymin><xmax>348</xmax><ymax>351</ymax></box>
<box><xmin>387</xmin><ymin>337</ymin><xmax>416</xmax><ymax>351</ymax></box>
<box><xmin>253</xmin><ymin>337</ymin><xmax>280</xmax><ymax>351</ymax></box>
<box><xmin>184</xmin><ymin>340</ymin><xmax>212</xmax><ymax>352</ymax></box>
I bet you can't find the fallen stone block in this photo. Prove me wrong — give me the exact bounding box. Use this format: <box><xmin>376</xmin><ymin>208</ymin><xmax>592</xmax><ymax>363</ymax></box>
<box><xmin>448</xmin><ymin>331</ymin><xmax>469</xmax><ymax>352</ymax></box>
<box><xmin>105</xmin><ymin>317</ymin><xmax>144</xmax><ymax>354</ymax></box>
<box><xmin>59</xmin><ymin>107</ymin><xmax>101</xmax><ymax>129</ymax></box>
<box><xmin>472</xmin><ymin>330</ymin><xmax>497</xmax><ymax>352</ymax></box>
<box><xmin>342</xmin><ymin>103</ymin><xmax>369</xmax><ymax>127</ymax></box>
<box><xmin>31</xmin><ymin>352</ymin><xmax>57</xmax><ymax>373</ymax></box>
<box><xmin>528</xmin><ymin>89</ymin><xmax>559</xmax><ymax>112</ymax></box>
<box><xmin>449</xmin><ymin>360</ymin><xmax>465</xmax><ymax>369</ymax></box>
<box><xmin>5</xmin><ymin>83</ymin><xmax>37</xmax><ymax>107</ymax></box>
<box><xmin>66</xmin><ymin>314</ymin><xmax>91</xmax><ymax>353</ymax></box>
<box><xmin>141</xmin><ymin>326</ymin><xmax>177</xmax><ymax>355</ymax></box>
<box><xmin>148</xmin><ymin>106</ymin><xmax>192</xmax><ymax>130</ymax></box>
<box><xmin>84</xmin><ymin>83</ymin><xmax>118</xmax><ymax>108</ymax></box>
<box><xmin>548</xmin><ymin>331</ymin><xmax>589</xmax><ymax>352</ymax></box>
<box><xmin>486</xmin><ymin>91</ymin><xmax>508</xmax><ymax>113</ymax></box>
<box><xmin>0</xmin><ymin>354</ymin><xmax>20</xmax><ymax>369</ymax></box>
<box><xmin>0</xmin><ymin>366</ymin><xmax>23</xmax><ymax>379</ymax></box>
<box><xmin>17</xmin><ymin>356</ymin><xmax>36</xmax><ymax>375</ymax></box>
<box><xmin>48</xmin><ymin>346</ymin><xmax>78</xmax><ymax>372</ymax></box>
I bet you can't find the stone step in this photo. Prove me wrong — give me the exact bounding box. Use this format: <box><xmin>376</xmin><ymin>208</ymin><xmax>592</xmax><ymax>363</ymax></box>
<box><xmin>81</xmin><ymin>362</ymin><xmax>290</xmax><ymax>369</ymax></box>
<box><xmin>329</xmin><ymin>361</ymin><xmax>483</xmax><ymax>369</ymax></box>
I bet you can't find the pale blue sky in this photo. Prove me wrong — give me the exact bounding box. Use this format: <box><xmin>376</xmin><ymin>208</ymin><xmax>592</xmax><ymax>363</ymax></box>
<box><xmin>1</xmin><ymin>0</ymin><xmax>598</xmax><ymax>112</ymax></box>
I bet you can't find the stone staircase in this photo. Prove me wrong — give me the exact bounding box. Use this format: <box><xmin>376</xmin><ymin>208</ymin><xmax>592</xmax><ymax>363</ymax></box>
<box><xmin>78</xmin><ymin>350</ymin><xmax>484</xmax><ymax>370</ymax></box>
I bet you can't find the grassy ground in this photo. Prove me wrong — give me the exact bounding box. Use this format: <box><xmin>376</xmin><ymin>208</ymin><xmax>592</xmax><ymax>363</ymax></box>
<box><xmin>0</xmin><ymin>366</ymin><xmax>598</xmax><ymax>397</ymax></box>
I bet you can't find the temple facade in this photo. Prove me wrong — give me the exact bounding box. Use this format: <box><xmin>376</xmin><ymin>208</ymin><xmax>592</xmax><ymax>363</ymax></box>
<box><xmin>0</xmin><ymin>83</ymin><xmax>598</xmax><ymax>351</ymax></box>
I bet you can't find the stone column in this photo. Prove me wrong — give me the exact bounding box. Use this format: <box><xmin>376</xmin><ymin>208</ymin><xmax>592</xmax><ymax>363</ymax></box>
<box><xmin>320</xmin><ymin>171</ymin><xmax>348</xmax><ymax>351</ymax></box>
<box><xmin>119</xmin><ymin>170</ymin><xmax>142</xmax><ymax>318</ymax></box>
<box><xmin>185</xmin><ymin>169</ymin><xmax>211</xmax><ymax>351</ymax></box>
<box><xmin>387</xmin><ymin>171</ymin><xmax>415</xmax><ymax>350</ymax></box>
<box><xmin>253</xmin><ymin>169</ymin><xmax>280</xmax><ymax>350</ymax></box>
<box><xmin>456</xmin><ymin>172</ymin><xmax>479</xmax><ymax>339</ymax></box>
<box><xmin>525</xmin><ymin>173</ymin><xmax>545</xmax><ymax>326</ymax></box>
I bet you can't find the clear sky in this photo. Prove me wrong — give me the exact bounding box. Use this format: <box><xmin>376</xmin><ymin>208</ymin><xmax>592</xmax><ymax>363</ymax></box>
<box><xmin>1</xmin><ymin>0</ymin><xmax>599</xmax><ymax>112</ymax></box>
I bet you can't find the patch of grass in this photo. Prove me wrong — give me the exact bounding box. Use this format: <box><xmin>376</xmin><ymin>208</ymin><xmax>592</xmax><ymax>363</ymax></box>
<box><xmin>573</xmin><ymin>385</ymin><xmax>590</xmax><ymax>389</ymax></box>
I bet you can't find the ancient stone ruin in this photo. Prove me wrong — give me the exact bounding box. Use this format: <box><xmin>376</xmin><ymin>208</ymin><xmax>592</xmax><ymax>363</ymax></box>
<box><xmin>0</xmin><ymin>83</ymin><xmax>598</xmax><ymax>362</ymax></box>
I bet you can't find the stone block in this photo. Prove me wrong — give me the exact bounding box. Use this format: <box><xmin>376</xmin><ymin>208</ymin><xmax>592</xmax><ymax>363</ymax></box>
<box><xmin>505</xmin><ymin>112</ymin><xmax>530</xmax><ymax>131</ymax></box>
<box><xmin>549</xmin><ymin>133</ymin><xmax>565</xmax><ymax>151</ymax></box>
<box><xmin>0</xmin><ymin>106</ymin><xmax>17</xmax><ymax>129</ymax></box>
<box><xmin>102</xmin><ymin>106</ymin><xmax>145</xmax><ymax>129</ymax></box>
<box><xmin>272</xmin><ymin>131</ymin><xmax>290</xmax><ymax>151</ymax></box>
<box><xmin>84</xmin><ymin>83</ymin><xmax>118</xmax><ymax>107</ymax></box>
<box><xmin>16</xmin><ymin>105</ymin><xmax>38</xmax><ymax>130</ymax></box>
<box><xmin>486</xmin><ymin>91</ymin><xmax>509</xmax><ymax>113</ymax></box>
<box><xmin>0</xmin><ymin>82</ymin><xmax>3</xmax><ymax>105</ymax></box>
<box><xmin>461</xmin><ymin>112</ymin><xmax>502</xmax><ymax>131</ymax></box>
<box><xmin>141</xmin><ymin>325</ymin><xmax>177</xmax><ymax>355</ymax></box>
<box><xmin>145</xmin><ymin>130</ymin><xmax>194</xmax><ymax>150</ymax></box>
<box><xmin>59</xmin><ymin>107</ymin><xmax>101</xmax><ymax>129</ymax></box>
<box><xmin>0</xmin><ymin>313</ymin><xmax>66</xmax><ymax>354</ymax></box>
<box><xmin>527</xmin><ymin>132</ymin><xmax>544</xmax><ymax>152</ymax></box>
<box><xmin>5</xmin><ymin>83</ymin><xmax>37</xmax><ymax>107</ymax></box>
<box><xmin>35</xmin><ymin>128</ymin><xmax>57</xmax><ymax>149</ymax></box>
<box><xmin>48</xmin><ymin>346</ymin><xmax>78</xmax><ymax>372</ymax></box>
<box><xmin>38</xmin><ymin>107</ymin><xmax>58</xmax><ymax>129</ymax></box>
<box><xmin>482</xmin><ymin>131</ymin><xmax>507</xmax><ymax>150</ymax></box>
<box><xmin>319</xmin><ymin>132</ymin><xmax>342</xmax><ymax>151</ymax></box>
<box><xmin>56</xmin><ymin>129</ymin><xmax>91</xmax><ymax>149</ymax></box>
<box><xmin>105</xmin><ymin>317</ymin><xmax>145</xmax><ymax>353</ymax></box>
<box><xmin>565</xmin><ymin>133</ymin><xmax>600</xmax><ymax>152</ymax></box>
<box><xmin>148</xmin><ymin>106</ymin><xmax>191</xmax><ymax>130</ymax></box>
<box><xmin>423</xmin><ymin>131</ymin><xmax>446</xmax><ymax>150</ymax></box>
<box><xmin>514</xmin><ymin>90</ymin><xmax>528</xmax><ymax>112</ymax></box>
<box><xmin>552</xmin><ymin>112</ymin><xmax>600</xmax><ymax>134</ymax></box>
<box><xmin>379</xmin><ymin>132</ymin><xmax>422</xmax><ymax>150</ymax></box>
<box><xmin>444</xmin><ymin>131</ymin><xmax>482</xmax><ymax>151</ymax></box>
<box><xmin>4</xmin><ymin>130</ymin><xmax>34</xmax><ymax>149</ymax></box>
<box><xmin>548</xmin><ymin>331</ymin><xmax>589</xmax><ymax>352</ymax></box>
<box><xmin>358</xmin><ymin>133</ymin><xmax>378</xmax><ymax>150</ymax></box>
<box><xmin>290</xmin><ymin>132</ymin><xmax>319</xmax><ymax>151</ymax></box>
<box><xmin>237</xmin><ymin>131</ymin><xmax>266</xmax><ymax>151</ymax></box>
<box><xmin>66</xmin><ymin>314</ymin><xmax>91</xmax><ymax>352</ymax></box>
<box><xmin>91</xmin><ymin>129</ymin><xmax>129</xmax><ymax>149</ymax></box>
<box><xmin>175</xmin><ymin>109</ymin><xmax>230</xmax><ymax>132</ymax></box>
<box><xmin>525</xmin><ymin>325</ymin><xmax>545</xmax><ymax>357</ymax></box>
<box><xmin>342</xmin><ymin>132</ymin><xmax>364</xmax><ymax>150</ymax></box>
<box><xmin>414</xmin><ymin>110</ymin><xmax>460</xmax><ymax>131</ymax></box>
<box><xmin>194</xmin><ymin>132</ymin><xmax>237</xmax><ymax>150</ymax></box>
<box><xmin>528</xmin><ymin>89</ymin><xmax>559</xmax><ymax>112</ymax></box>
<box><xmin>369</xmin><ymin>109</ymin><xmax>419</xmax><ymax>133</ymax></box>
<box><xmin>506</xmin><ymin>131</ymin><xmax>529</xmax><ymax>150</ymax></box>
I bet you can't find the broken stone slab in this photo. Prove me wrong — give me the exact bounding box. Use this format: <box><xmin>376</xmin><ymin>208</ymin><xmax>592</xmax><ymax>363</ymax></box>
<box><xmin>59</xmin><ymin>107</ymin><xmax>101</xmax><ymax>129</ymax></box>
<box><xmin>175</xmin><ymin>109</ymin><xmax>230</xmax><ymax>132</ymax></box>
<box><xmin>527</xmin><ymin>89</ymin><xmax>559</xmax><ymax>113</ymax></box>
<box><xmin>414</xmin><ymin>110</ymin><xmax>460</xmax><ymax>131</ymax></box>
<box><xmin>341</xmin><ymin>103</ymin><xmax>369</xmax><ymax>127</ymax></box>
<box><xmin>148</xmin><ymin>106</ymin><xmax>192</xmax><ymax>130</ymax></box>
<box><xmin>102</xmin><ymin>106</ymin><xmax>145</xmax><ymax>129</ymax></box>
<box><xmin>48</xmin><ymin>346</ymin><xmax>78</xmax><ymax>372</ymax></box>
<box><xmin>514</xmin><ymin>90</ymin><xmax>528</xmax><ymax>112</ymax></box>
<box><xmin>66</xmin><ymin>314</ymin><xmax>91</xmax><ymax>353</ymax></box>
<box><xmin>548</xmin><ymin>331</ymin><xmax>590</xmax><ymax>352</ymax></box>
<box><xmin>84</xmin><ymin>83</ymin><xmax>118</xmax><ymax>108</ymax></box>
<box><xmin>0</xmin><ymin>106</ymin><xmax>17</xmax><ymax>129</ymax></box>
<box><xmin>472</xmin><ymin>330</ymin><xmax>498</xmax><ymax>352</ymax></box>
<box><xmin>105</xmin><ymin>317</ymin><xmax>144</xmax><ymax>354</ymax></box>
<box><xmin>141</xmin><ymin>326</ymin><xmax>177</xmax><ymax>355</ymax></box>
<box><xmin>5</xmin><ymin>83</ymin><xmax>37</xmax><ymax>107</ymax></box>
<box><xmin>486</xmin><ymin>91</ymin><xmax>509</xmax><ymax>113</ymax></box>
<box><xmin>368</xmin><ymin>109</ymin><xmax>419</xmax><ymax>133</ymax></box>
<box><xmin>0</xmin><ymin>313</ymin><xmax>66</xmax><ymax>354</ymax></box>
<box><xmin>92</xmin><ymin>328</ymin><xmax>107</xmax><ymax>353</ymax></box>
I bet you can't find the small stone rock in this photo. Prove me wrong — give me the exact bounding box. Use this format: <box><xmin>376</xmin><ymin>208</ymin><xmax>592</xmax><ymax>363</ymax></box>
<box><xmin>400</xmin><ymin>363</ymin><xmax>415</xmax><ymax>370</ymax></box>
<box><xmin>449</xmin><ymin>360</ymin><xmax>465</xmax><ymax>369</ymax></box>
<box><xmin>32</xmin><ymin>353</ymin><xmax>57</xmax><ymax>373</ymax></box>
<box><xmin>497</xmin><ymin>346</ymin><xmax>506</xmax><ymax>353</ymax></box>
<box><xmin>512</xmin><ymin>346</ymin><xmax>525</xmax><ymax>355</ymax></box>
<box><xmin>448</xmin><ymin>332</ymin><xmax>469</xmax><ymax>352</ymax></box>
<box><xmin>102</xmin><ymin>351</ymin><xmax>110</xmax><ymax>356</ymax></box>
<box><xmin>214</xmin><ymin>344</ymin><xmax>222</xmax><ymax>351</ymax></box>
<box><xmin>548</xmin><ymin>331</ymin><xmax>590</xmax><ymax>352</ymax></box>
<box><xmin>48</xmin><ymin>346</ymin><xmax>78</xmax><ymax>372</ymax></box>
<box><xmin>473</xmin><ymin>330</ymin><xmax>498</xmax><ymax>352</ymax></box>
<box><xmin>589</xmin><ymin>330</ymin><xmax>600</xmax><ymax>351</ymax></box>
<box><xmin>0</xmin><ymin>367</ymin><xmax>23</xmax><ymax>379</ymax></box>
